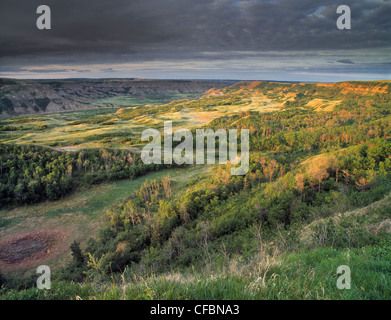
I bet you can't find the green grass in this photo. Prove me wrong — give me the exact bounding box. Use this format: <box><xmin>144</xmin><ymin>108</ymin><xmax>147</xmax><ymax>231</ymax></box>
<box><xmin>0</xmin><ymin>90</ymin><xmax>282</xmax><ymax>148</ymax></box>
<box><xmin>2</xmin><ymin>242</ymin><xmax>390</xmax><ymax>300</ymax></box>
<box><xmin>0</xmin><ymin>216</ymin><xmax>22</xmax><ymax>230</ymax></box>
<box><xmin>0</xmin><ymin>165</ymin><xmax>209</xmax><ymax>273</ymax></box>
<box><xmin>93</xmin><ymin>93</ymin><xmax>201</xmax><ymax>108</ymax></box>
<box><xmin>0</xmin><ymin>165</ymin><xmax>207</xmax><ymax>223</ymax></box>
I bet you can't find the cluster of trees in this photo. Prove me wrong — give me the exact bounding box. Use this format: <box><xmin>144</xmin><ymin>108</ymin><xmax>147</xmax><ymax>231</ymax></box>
<box><xmin>208</xmin><ymin>106</ymin><xmax>391</xmax><ymax>155</ymax></box>
<box><xmin>62</xmin><ymin>137</ymin><xmax>391</xmax><ymax>278</ymax></box>
<box><xmin>0</xmin><ymin>144</ymin><xmax>164</xmax><ymax>206</ymax></box>
<box><xmin>68</xmin><ymin>115</ymin><xmax>113</xmax><ymax>125</ymax></box>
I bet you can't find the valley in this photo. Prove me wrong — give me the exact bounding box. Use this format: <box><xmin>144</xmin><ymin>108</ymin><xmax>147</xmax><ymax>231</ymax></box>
<box><xmin>0</xmin><ymin>79</ymin><xmax>391</xmax><ymax>300</ymax></box>
<box><xmin>0</xmin><ymin>78</ymin><xmax>236</xmax><ymax>119</ymax></box>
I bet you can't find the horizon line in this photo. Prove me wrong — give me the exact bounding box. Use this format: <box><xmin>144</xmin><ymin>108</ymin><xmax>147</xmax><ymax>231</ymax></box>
<box><xmin>1</xmin><ymin>76</ymin><xmax>390</xmax><ymax>84</ymax></box>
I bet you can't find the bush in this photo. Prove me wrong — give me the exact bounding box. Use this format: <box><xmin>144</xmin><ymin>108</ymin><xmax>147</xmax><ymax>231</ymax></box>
<box><xmin>0</xmin><ymin>269</ymin><xmax>5</xmax><ymax>288</ymax></box>
<box><xmin>35</xmin><ymin>124</ymin><xmax>48</xmax><ymax>130</ymax></box>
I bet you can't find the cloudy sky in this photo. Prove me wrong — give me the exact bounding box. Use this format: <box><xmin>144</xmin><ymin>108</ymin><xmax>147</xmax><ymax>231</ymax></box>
<box><xmin>0</xmin><ymin>0</ymin><xmax>390</xmax><ymax>81</ymax></box>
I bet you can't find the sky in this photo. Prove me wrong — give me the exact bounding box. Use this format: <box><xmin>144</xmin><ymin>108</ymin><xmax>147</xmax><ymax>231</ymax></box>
<box><xmin>0</xmin><ymin>0</ymin><xmax>390</xmax><ymax>81</ymax></box>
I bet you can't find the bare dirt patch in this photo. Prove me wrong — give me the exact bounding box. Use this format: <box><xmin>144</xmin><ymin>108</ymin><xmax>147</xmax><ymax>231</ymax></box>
<box><xmin>0</xmin><ymin>231</ymin><xmax>64</xmax><ymax>266</ymax></box>
<box><xmin>55</xmin><ymin>146</ymin><xmax>80</xmax><ymax>152</ymax></box>
<box><xmin>306</xmin><ymin>99</ymin><xmax>341</xmax><ymax>112</ymax></box>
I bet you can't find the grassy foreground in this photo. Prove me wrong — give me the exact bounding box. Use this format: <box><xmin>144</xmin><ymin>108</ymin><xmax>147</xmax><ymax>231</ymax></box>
<box><xmin>1</xmin><ymin>242</ymin><xmax>390</xmax><ymax>300</ymax></box>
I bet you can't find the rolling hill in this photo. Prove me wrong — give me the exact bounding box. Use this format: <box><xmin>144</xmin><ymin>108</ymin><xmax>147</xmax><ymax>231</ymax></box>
<box><xmin>1</xmin><ymin>79</ymin><xmax>390</xmax><ymax>300</ymax></box>
<box><xmin>0</xmin><ymin>78</ymin><xmax>236</xmax><ymax>119</ymax></box>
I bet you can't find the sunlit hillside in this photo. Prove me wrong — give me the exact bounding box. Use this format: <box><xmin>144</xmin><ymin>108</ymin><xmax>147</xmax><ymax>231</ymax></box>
<box><xmin>1</xmin><ymin>80</ymin><xmax>390</xmax><ymax>300</ymax></box>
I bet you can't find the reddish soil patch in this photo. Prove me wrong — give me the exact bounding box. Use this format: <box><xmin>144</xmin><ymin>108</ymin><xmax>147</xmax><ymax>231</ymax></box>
<box><xmin>0</xmin><ymin>231</ymin><xmax>63</xmax><ymax>265</ymax></box>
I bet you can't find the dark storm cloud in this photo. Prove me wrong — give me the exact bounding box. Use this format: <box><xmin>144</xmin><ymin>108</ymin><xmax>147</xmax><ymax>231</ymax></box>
<box><xmin>0</xmin><ymin>67</ymin><xmax>92</xmax><ymax>74</ymax></box>
<box><xmin>25</xmin><ymin>69</ymin><xmax>70</xmax><ymax>73</ymax></box>
<box><xmin>337</xmin><ymin>59</ymin><xmax>356</xmax><ymax>64</ymax></box>
<box><xmin>0</xmin><ymin>0</ymin><xmax>390</xmax><ymax>80</ymax></box>
<box><xmin>0</xmin><ymin>0</ymin><xmax>390</xmax><ymax>60</ymax></box>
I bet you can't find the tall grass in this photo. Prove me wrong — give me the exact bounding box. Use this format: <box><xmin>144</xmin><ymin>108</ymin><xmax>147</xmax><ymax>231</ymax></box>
<box><xmin>2</xmin><ymin>240</ymin><xmax>390</xmax><ymax>300</ymax></box>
